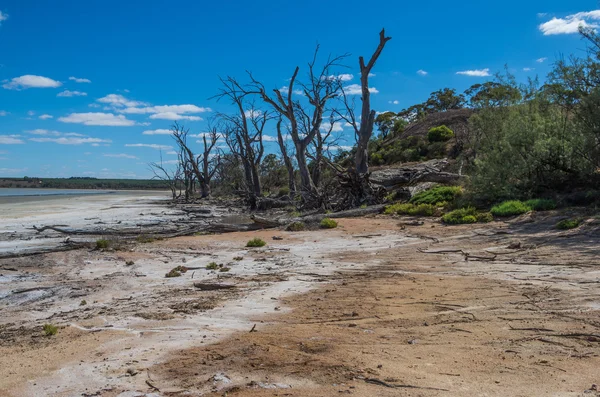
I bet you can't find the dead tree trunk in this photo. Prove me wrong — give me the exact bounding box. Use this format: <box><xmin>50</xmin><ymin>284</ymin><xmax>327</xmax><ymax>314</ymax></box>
<box><xmin>276</xmin><ymin>119</ymin><xmax>296</xmax><ymax>196</ymax></box>
<box><xmin>355</xmin><ymin>29</ymin><xmax>392</xmax><ymax>175</ymax></box>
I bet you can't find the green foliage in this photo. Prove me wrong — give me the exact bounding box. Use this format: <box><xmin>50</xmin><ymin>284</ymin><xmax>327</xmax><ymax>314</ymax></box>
<box><xmin>369</xmin><ymin>135</ymin><xmax>449</xmax><ymax>166</ymax></box>
<box><xmin>476</xmin><ymin>212</ymin><xmax>494</xmax><ymax>223</ymax></box>
<box><xmin>524</xmin><ymin>199</ymin><xmax>557</xmax><ymax>211</ymax></box>
<box><xmin>286</xmin><ymin>221</ymin><xmax>306</xmax><ymax>232</ymax></box>
<box><xmin>96</xmin><ymin>239</ymin><xmax>110</xmax><ymax>249</ymax></box>
<box><xmin>490</xmin><ymin>200</ymin><xmax>531</xmax><ymax>217</ymax></box>
<box><xmin>442</xmin><ymin>207</ymin><xmax>478</xmax><ymax>224</ymax></box>
<box><xmin>136</xmin><ymin>235</ymin><xmax>157</xmax><ymax>244</ymax></box>
<box><xmin>80</xmin><ymin>300</ymin><xmax>87</xmax><ymax>306</ymax></box>
<box><xmin>206</xmin><ymin>262</ymin><xmax>219</xmax><ymax>270</ymax></box>
<box><xmin>427</xmin><ymin>125</ymin><xmax>455</xmax><ymax>142</ymax></box>
<box><xmin>165</xmin><ymin>266</ymin><xmax>188</xmax><ymax>278</ymax></box>
<box><xmin>319</xmin><ymin>218</ymin><xmax>338</xmax><ymax>229</ymax></box>
<box><xmin>410</xmin><ymin>186</ymin><xmax>463</xmax><ymax>206</ymax></box>
<box><xmin>465</xmin><ymin>81</ymin><xmax>522</xmax><ymax>108</ymax></box>
<box><xmin>246</xmin><ymin>238</ymin><xmax>267</xmax><ymax>247</ymax></box>
<box><xmin>219</xmin><ymin>267</ymin><xmax>231</xmax><ymax>272</ymax></box>
<box><xmin>277</xmin><ymin>187</ymin><xmax>290</xmax><ymax>197</ymax></box>
<box><xmin>384</xmin><ymin>203</ymin><xmax>436</xmax><ymax>216</ymax></box>
<box><xmin>43</xmin><ymin>324</ymin><xmax>58</xmax><ymax>336</ymax></box>
<box><xmin>375</xmin><ymin>111</ymin><xmax>408</xmax><ymax>139</ymax></box>
<box><xmin>556</xmin><ymin>218</ymin><xmax>581</xmax><ymax>230</ymax></box>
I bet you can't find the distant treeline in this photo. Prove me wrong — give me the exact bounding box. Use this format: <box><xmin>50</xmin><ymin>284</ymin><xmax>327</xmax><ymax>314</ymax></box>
<box><xmin>0</xmin><ymin>177</ymin><xmax>171</xmax><ymax>190</ymax></box>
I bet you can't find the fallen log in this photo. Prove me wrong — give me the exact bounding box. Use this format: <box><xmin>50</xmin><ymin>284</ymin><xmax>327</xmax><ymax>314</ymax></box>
<box><xmin>370</xmin><ymin>158</ymin><xmax>464</xmax><ymax>190</ymax></box>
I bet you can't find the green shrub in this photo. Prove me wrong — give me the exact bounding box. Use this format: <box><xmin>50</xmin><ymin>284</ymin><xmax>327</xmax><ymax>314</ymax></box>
<box><xmin>277</xmin><ymin>187</ymin><xmax>290</xmax><ymax>197</ymax></box>
<box><xmin>206</xmin><ymin>262</ymin><xmax>219</xmax><ymax>270</ymax></box>
<box><xmin>219</xmin><ymin>267</ymin><xmax>231</xmax><ymax>272</ymax></box>
<box><xmin>96</xmin><ymin>239</ymin><xmax>110</xmax><ymax>249</ymax></box>
<box><xmin>490</xmin><ymin>200</ymin><xmax>531</xmax><ymax>217</ymax></box>
<box><xmin>384</xmin><ymin>203</ymin><xmax>436</xmax><ymax>216</ymax></box>
<box><xmin>246</xmin><ymin>238</ymin><xmax>267</xmax><ymax>247</ymax></box>
<box><xmin>525</xmin><ymin>199</ymin><xmax>557</xmax><ymax>211</ymax></box>
<box><xmin>43</xmin><ymin>324</ymin><xmax>58</xmax><ymax>336</ymax></box>
<box><xmin>286</xmin><ymin>221</ymin><xmax>306</xmax><ymax>232</ymax></box>
<box><xmin>136</xmin><ymin>234</ymin><xmax>157</xmax><ymax>243</ymax></box>
<box><xmin>165</xmin><ymin>269</ymin><xmax>181</xmax><ymax>278</ymax></box>
<box><xmin>410</xmin><ymin>186</ymin><xmax>463</xmax><ymax>206</ymax></box>
<box><xmin>476</xmin><ymin>212</ymin><xmax>494</xmax><ymax>223</ymax></box>
<box><xmin>80</xmin><ymin>300</ymin><xmax>87</xmax><ymax>306</ymax></box>
<box><xmin>320</xmin><ymin>218</ymin><xmax>338</xmax><ymax>229</ymax></box>
<box><xmin>556</xmin><ymin>218</ymin><xmax>581</xmax><ymax>230</ymax></box>
<box><xmin>442</xmin><ymin>207</ymin><xmax>478</xmax><ymax>224</ymax></box>
<box><xmin>427</xmin><ymin>125</ymin><xmax>455</xmax><ymax>142</ymax></box>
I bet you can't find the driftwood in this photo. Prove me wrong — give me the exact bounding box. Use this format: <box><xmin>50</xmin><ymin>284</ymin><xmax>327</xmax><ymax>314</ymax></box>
<box><xmin>193</xmin><ymin>282</ymin><xmax>236</xmax><ymax>291</ymax></box>
<box><xmin>370</xmin><ymin>159</ymin><xmax>464</xmax><ymax>190</ymax></box>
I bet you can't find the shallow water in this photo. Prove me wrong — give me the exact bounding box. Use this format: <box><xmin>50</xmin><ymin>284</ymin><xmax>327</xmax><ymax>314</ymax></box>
<box><xmin>0</xmin><ymin>188</ymin><xmax>115</xmax><ymax>197</ymax></box>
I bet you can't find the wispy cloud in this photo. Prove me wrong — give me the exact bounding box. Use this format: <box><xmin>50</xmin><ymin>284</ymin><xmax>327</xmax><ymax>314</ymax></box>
<box><xmin>98</xmin><ymin>94</ymin><xmax>209</xmax><ymax>121</ymax></box>
<box><xmin>320</xmin><ymin>121</ymin><xmax>344</xmax><ymax>132</ymax></box>
<box><xmin>142</xmin><ymin>129</ymin><xmax>172</xmax><ymax>135</ymax></box>
<box><xmin>103</xmin><ymin>153</ymin><xmax>138</xmax><ymax>159</ymax></box>
<box><xmin>2</xmin><ymin>75</ymin><xmax>62</xmax><ymax>90</ymax></box>
<box><xmin>30</xmin><ymin>136</ymin><xmax>112</xmax><ymax>145</ymax></box>
<box><xmin>149</xmin><ymin>112</ymin><xmax>202</xmax><ymax>121</ymax></box>
<box><xmin>0</xmin><ymin>168</ymin><xmax>28</xmax><ymax>176</ymax></box>
<box><xmin>539</xmin><ymin>10</ymin><xmax>600</xmax><ymax>35</ymax></box>
<box><xmin>388</xmin><ymin>100</ymin><xmax>399</xmax><ymax>105</ymax></box>
<box><xmin>58</xmin><ymin>112</ymin><xmax>136</xmax><ymax>126</ymax></box>
<box><xmin>456</xmin><ymin>68</ymin><xmax>491</xmax><ymax>77</ymax></box>
<box><xmin>98</xmin><ymin>94</ymin><xmax>147</xmax><ymax>108</ymax></box>
<box><xmin>57</xmin><ymin>90</ymin><xmax>87</xmax><ymax>97</ymax></box>
<box><xmin>0</xmin><ymin>110</ymin><xmax>8</xmax><ymax>116</ymax></box>
<box><xmin>0</xmin><ymin>10</ymin><xmax>8</xmax><ymax>25</ymax></box>
<box><xmin>417</xmin><ymin>70</ymin><xmax>428</xmax><ymax>76</ymax></box>
<box><xmin>279</xmin><ymin>86</ymin><xmax>305</xmax><ymax>96</ymax></box>
<box><xmin>0</xmin><ymin>135</ymin><xmax>24</xmax><ymax>144</ymax></box>
<box><xmin>125</xmin><ymin>143</ymin><xmax>173</xmax><ymax>150</ymax></box>
<box><xmin>39</xmin><ymin>114</ymin><xmax>53</xmax><ymax>120</ymax></box>
<box><xmin>343</xmin><ymin>84</ymin><xmax>379</xmax><ymax>95</ymax></box>
<box><xmin>69</xmin><ymin>76</ymin><xmax>91</xmax><ymax>83</ymax></box>
<box><xmin>536</xmin><ymin>57</ymin><xmax>548</xmax><ymax>63</ymax></box>
<box><xmin>523</xmin><ymin>67</ymin><xmax>535</xmax><ymax>72</ymax></box>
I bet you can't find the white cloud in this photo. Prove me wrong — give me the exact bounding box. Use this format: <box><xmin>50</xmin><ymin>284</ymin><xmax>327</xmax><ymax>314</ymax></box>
<box><xmin>0</xmin><ymin>110</ymin><xmax>8</xmax><ymax>116</ymax></box>
<box><xmin>343</xmin><ymin>84</ymin><xmax>379</xmax><ymax>95</ymax></box>
<box><xmin>142</xmin><ymin>129</ymin><xmax>172</xmax><ymax>135</ymax></box>
<box><xmin>244</xmin><ymin>109</ymin><xmax>262</xmax><ymax>118</ymax></box>
<box><xmin>103</xmin><ymin>153</ymin><xmax>138</xmax><ymax>159</ymax></box>
<box><xmin>27</xmin><ymin>111</ymin><xmax>35</xmax><ymax>116</ymax></box>
<box><xmin>125</xmin><ymin>143</ymin><xmax>173</xmax><ymax>150</ymax></box>
<box><xmin>262</xmin><ymin>135</ymin><xmax>279</xmax><ymax>142</ymax></box>
<box><xmin>26</xmin><ymin>129</ymin><xmax>61</xmax><ymax>136</ymax></box>
<box><xmin>69</xmin><ymin>76</ymin><xmax>91</xmax><ymax>83</ymax></box>
<box><xmin>3</xmin><ymin>75</ymin><xmax>62</xmax><ymax>90</ymax></box>
<box><xmin>523</xmin><ymin>67</ymin><xmax>535</xmax><ymax>72</ymax></box>
<box><xmin>97</xmin><ymin>94</ymin><xmax>147</xmax><ymax>108</ymax></box>
<box><xmin>0</xmin><ymin>10</ymin><xmax>8</xmax><ymax>25</ymax></box>
<box><xmin>120</xmin><ymin>104</ymin><xmax>211</xmax><ymax>115</ymax></box>
<box><xmin>320</xmin><ymin>121</ymin><xmax>344</xmax><ymax>132</ymax></box>
<box><xmin>29</xmin><ymin>137</ymin><xmax>112</xmax><ymax>145</ymax></box>
<box><xmin>39</xmin><ymin>114</ymin><xmax>53</xmax><ymax>120</ymax></box>
<box><xmin>166</xmin><ymin>151</ymin><xmax>178</xmax><ymax>155</ymax></box>
<box><xmin>279</xmin><ymin>86</ymin><xmax>305</xmax><ymax>96</ymax></box>
<box><xmin>417</xmin><ymin>69</ymin><xmax>428</xmax><ymax>76</ymax></box>
<box><xmin>539</xmin><ymin>10</ymin><xmax>600</xmax><ymax>35</ymax></box>
<box><xmin>456</xmin><ymin>68</ymin><xmax>491</xmax><ymax>77</ymax></box>
<box><xmin>149</xmin><ymin>112</ymin><xmax>201</xmax><ymax>121</ymax></box>
<box><xmin>0</xmin><ymin>135</ymin><xmax>24</xmax><ymax>144</ymax></box>
<box><xmin>536</xmin><ymin>57</ymin><xmax>548</xmax><ymax>63</ymax></box>
<box><xmin>58</xmin><ymin>112</ymin><xmax>136</xmax><ymax>126</ymax></box>
<box><xmin>368</xmin><ymin>73</ymin><xmax>376</xmax><ymax>78</ymax></box>
<box><xmin>57</xmin><ymin>90</ymin><xmax>87</xmax><ymax>97</ymax></box>
<box><xmin>388</xmin><ymin>100</ymin><xmax>399</xmax><ymax>105</ymax></box>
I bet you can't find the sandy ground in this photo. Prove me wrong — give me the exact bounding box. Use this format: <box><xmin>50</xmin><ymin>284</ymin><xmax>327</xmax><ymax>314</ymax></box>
<box><xmin>0</xmin><ymin>209</ymin><xmax>599</xmax><ymax>396</ymax></box>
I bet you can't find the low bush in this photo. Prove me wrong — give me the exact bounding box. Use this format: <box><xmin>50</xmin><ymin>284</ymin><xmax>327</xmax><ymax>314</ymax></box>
<box><xmin>442</xmin><ymin>207</ymin><xmax>478</xmax><ymax>224</ymax></box>
<box><xmin>410</xmin><ymin>186</ymin><xmax>463</xmax><ymax>206</ymax></box>
<box><xmin>384</xmin><ymin>203</ymin><xmax>436</xmax><ymax>216</ymax></box>
<box><xmin>277</xmin><ymin>187</ymin><xmax>290</xmax><ymax>197</ymax></box>
<box><xmin>43</xmin><ymin>324</ymin><xmax>58</xmax><ymax>336</ymax></box>
<box><xmin>320</xmin><ymin>218</ymin><xmax>338</xmax><ymax>229</ymax></box>
<box><xmin>476</xmin><ymin>212</ymin><xmax>494</xmax><ymax>223</ymax></box>
<box><xmin>490</xmin><ymin>200</ymin><xmax>531</xmax><ymax>217</ymax></box>
<box><xmin>206</xmin><ymin>262</ymin><xmax>219</xmax><ymax>270</ymax></box>
<box><xmin>427</xmin><ymin>125</ymin><xmax>455</xmax><ymax>142</ymax></box>
<box><xmin>286</xmin><ymin>221</ymin><xmax>306</xmax><ymax>232</ymax></box>
<box><xmin>96</xmin><ymin>239</ymin><xmax>110</xmax><ymax>249</ymax></box>
<box><xmin>556</xmin><ymin>218</ymin><xmax>581</xmax><ymax>230</ymax></box>
<box><xmin>525</xmin><ymin>198</ymin><xmax>557</xmax><ymax>211</ymax></box>
<box><xmin>219</xmin><ymin>267</ymin><xmax>231</xmax><ymax>272</ymax></box>
<box><xmin>246</xmin><ymin>238</ymin><xmax>267</xmax><ymax>248</ymax></box>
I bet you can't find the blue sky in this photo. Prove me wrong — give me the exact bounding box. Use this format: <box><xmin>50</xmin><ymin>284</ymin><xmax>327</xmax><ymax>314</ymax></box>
<box><xmin>0</xmin><ymin>0</ymin><xmax>596</xmax><ymax>178</ymax></box>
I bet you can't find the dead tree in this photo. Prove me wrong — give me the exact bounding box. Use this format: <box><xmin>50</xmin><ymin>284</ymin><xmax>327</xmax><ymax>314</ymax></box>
<box><xmin>276</xmin><ymin>118</ymin><xmax>296</xmax><ymax>196</ymax></box>
<box><xmin>215</xmin><ymin>78</ymin><xmax>268</xmax><ymax>207</ymax></box>
<box><xmin>171</xmin><ymin>122</ymin><xmax>219</xmax><ymax>199</ymax></box>
<box><xmin>149</xmin><ymin>152</ymin><xmax>183</xmax><ymax>200</ymax></box>
<box><xmin>244</xmin><ymin>47</ymin><xmax>348</xmax><ymax>205</ymax></box>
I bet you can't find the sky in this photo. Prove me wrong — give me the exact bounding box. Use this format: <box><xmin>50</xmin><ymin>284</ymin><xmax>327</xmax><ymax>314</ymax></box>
<box><xmin>0</xmin><ymin>0</ymin><xmax>597</xmax><ymax>179</ymax></box>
